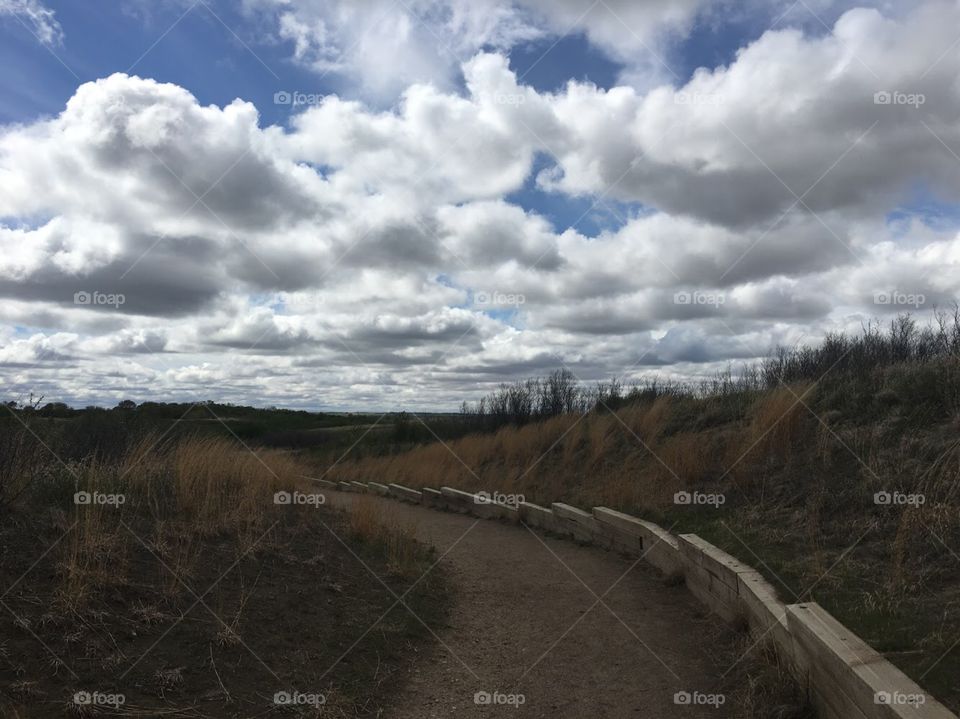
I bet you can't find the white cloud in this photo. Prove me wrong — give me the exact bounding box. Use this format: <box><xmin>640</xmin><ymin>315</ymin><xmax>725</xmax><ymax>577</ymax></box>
<box><xmin>4</xmin><ymin>1</ymin><xmax>960</xmax><ymax>408</ymax></box>
<box><xmin>0</xmin><ymin>0</ymin><xmax>62</xmax><ymax>45</ymax></box>
<box><xmin>245</xmin><ymin>0</ymin><xmax>709</xmax><ymax>100</ymax></box>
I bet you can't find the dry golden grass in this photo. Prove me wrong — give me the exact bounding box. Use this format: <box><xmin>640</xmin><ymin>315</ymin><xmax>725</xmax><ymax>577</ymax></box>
<box><xmin>625</xmin><ymin>396</ymin><xmax>673</xmax><ymax>443</ymax></box>
<box><xmin>58</xmin><ymin>436</ymin><xmax>313</xmax><ymax>607</ymax></box>
<box><xmin>60</xmin><ymin>500</ymin><xmax>118</xmax><ymax>609</ymax></box>
<box><xmin>172</xmin><ymin>437</ymin><xmax>301</xmax><ymax>533</ymax></box>
<box><xmin>348</xmin><ymin>495</ymin><xmax>421</xmax><ymax>576</ymax></box>
<box><xmin>328</xmin><ymin>386</ymin><xmax>813</xmax><ymax>518</ymax></box>
<box><xmin>733</xmin><ymin>385</ymin><xmax>809</xmax><ymax>469</ymax></box>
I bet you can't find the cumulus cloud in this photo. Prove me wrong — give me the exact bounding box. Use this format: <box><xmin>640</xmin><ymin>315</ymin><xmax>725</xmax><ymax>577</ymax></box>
<box><xmin>4</xmin><ymin>1</ymin><xmax>960</xmax><ymax>408</ymax></box>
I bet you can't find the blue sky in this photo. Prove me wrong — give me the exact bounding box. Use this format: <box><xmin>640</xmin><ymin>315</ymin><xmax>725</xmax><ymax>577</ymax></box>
<box><xmin>0</xmin><ymin>2</ymin><xmax>307</xmax><ymax>125</ymax></box>
<box><xmin>1</xmin><ymin>1</ymin><xmax>765</xmax><ymax>125</ymax></box>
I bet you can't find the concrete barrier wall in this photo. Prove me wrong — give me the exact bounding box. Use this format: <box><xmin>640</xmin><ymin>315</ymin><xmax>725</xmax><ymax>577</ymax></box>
<box><xmin>420</xmin><ymin>487</ymin><xmax>445</xmax><ymax>509</ymax></box>
<box><xmin>518</xmin><ymin>501</ymin><xmax>562</xmax><ymax>533</ymax></box>
<box><xmin>437</xmin><ymin>486</ymin><xmax>519</xmax><ymax>520</ymax></box>
<box><xmin>551</xmin><ymin>503</ymin><xmax>602</xmax><ymax>543</ymax></box>
<box><xmin>368</xmin><ymin>481</ymin><xmax>391</xmax><ymax>497</ymax></box>
<box><xmin>338</xmin><ymin>482</ymin><xmax>955</xmax><ymax>719</ymax></box>
<box><xmin>677</xmin><ymin>533</ymin><xmax>759</xmax><ymax>624</ymax></box>
<box><xmin>592</xmin><ymin>507</ymin><xmax>682</xmax><ymax>575</ymax></box>
<box><xmin>387</xmin><ymin>483</ymin><xmax>422</xmax><ymax>503</ymax></box>
<box><xmin>440</xmin><ymin>486</ymin><xmax>477</xmax><ymax>513</ymax></box>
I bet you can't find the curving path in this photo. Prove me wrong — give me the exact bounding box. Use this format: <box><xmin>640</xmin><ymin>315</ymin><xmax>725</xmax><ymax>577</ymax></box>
<box><xmin>327</xmin><ymin>492</ymin><xmax>742</xmax><ymax>718</ymax></box>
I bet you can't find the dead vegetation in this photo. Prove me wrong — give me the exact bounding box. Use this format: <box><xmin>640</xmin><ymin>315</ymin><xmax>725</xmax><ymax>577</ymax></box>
<box><xmin>0</xmin><ymin>429</ymin><xmax>448</xmax><ymax>717</ymax></box>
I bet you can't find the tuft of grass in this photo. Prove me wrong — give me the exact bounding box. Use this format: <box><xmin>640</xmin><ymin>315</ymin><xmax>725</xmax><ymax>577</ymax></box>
<box><xmin>348</xmin><ymin>495</ymin><xmax>423</xmax><ymax>577</ymax></box>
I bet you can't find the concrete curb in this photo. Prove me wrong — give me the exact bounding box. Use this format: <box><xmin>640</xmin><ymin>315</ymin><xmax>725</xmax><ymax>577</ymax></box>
<box><xmin>592</xmin><ymin>507</ymin><xmax>682</xmax><ymax>575</ymax></box>
<box><xmin>551</xmin><ymin>503</ymin><xmax>600</xmax><ymax>543</ymax></box>
<box><xmin>301</xmin><ymin>475</ymin><xmax>337</xmax><ymax>489</ymax></box>
<box><xmin>420</xmin><ymin>487</ymin><xmax>445</xmax><ymax>509</ymax></box>
<box><xmin>387</xmin><ymin>483</ymin><xmax>422</xmax><ymax>503</ymax></box>
<box><xmin>330</xmin><ymin>481</ymin><xmax>956</xmax><ymax>719</ymax></box>
<box><xmin>440</xmin><ymin>486</ymin><xmax>477</xmax><ymax>513</ymax></box>
<box><xmin>368</xmin><ymin>481</ymin><xmax>391</xmax><ymax>497</ymax></box>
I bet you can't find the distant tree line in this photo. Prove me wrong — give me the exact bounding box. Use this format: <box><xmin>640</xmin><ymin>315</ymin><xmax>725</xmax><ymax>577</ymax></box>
<box><xmin>459</xmin><ymin>311</ymin><xmax>960</xmax><ymax>430</ymax></box>
<box><xmin>458</xmin><ymin>369</ymin><xmax>681</xmax><ymax>429</ymax></box>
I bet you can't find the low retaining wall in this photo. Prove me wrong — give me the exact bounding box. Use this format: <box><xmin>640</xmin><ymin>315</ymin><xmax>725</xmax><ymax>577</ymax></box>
<box><xmin>438</xmin><ymin>486</ymin><xmax>519</xmax><ymax>520</ymax></box>
<box><xmin>368</xmin><ymin>481</ymin><xmax>391</xmax><ymax>497</ymax></box>
<box><xmin>518</xmin><ymin>501</ymin><xmax>561</xmax><ymax>533</ymax></box>
<box><xmin>440</xmin><ymin>486</ymin><xmax>477</xmax><ymax>513</ymax></box>
<box><xmin>592</xmin><ymin>507</ymin><xmax>683</xmax><ymax>575</ymax></box>
<box><xmin>387</xmin><ymin>483</ymin><xmax>421</xmax><ymax>503</ymax></box>
<box><xmin>551</xmin><ymin>503</ymin><xmax>601</xmax><ymax>543</ymax></box>
<box><xmin>787</xmin><ymin>603</ymin><xmax>954</xmax><ymax>719</ymax></box>
<box><xmin>301</xmin><ymin>475</ymin><xmax>337</xmax><ymax>489</ymax></box>
<box><xmin>331</xmin><ymin>481</ymin><xmax>956</xmax><ymax>719</ymax></box>
<box><xmin>421</xmin><ymin>487</ymin><xmax>445</xmax><ymax>509</ymax></box>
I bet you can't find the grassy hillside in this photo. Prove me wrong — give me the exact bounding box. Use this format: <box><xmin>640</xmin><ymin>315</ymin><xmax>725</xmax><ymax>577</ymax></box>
<box><xmin>328</xmin><ymin>315</ymin><xmax>960</xmax><ymax>712</ymax></box>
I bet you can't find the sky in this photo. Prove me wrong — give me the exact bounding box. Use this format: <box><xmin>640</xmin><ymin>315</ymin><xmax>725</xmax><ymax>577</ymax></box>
<box><xmin>1</xmin><ymin>0</ymin><xmax>959</xmax><ymax>411</ymax></box>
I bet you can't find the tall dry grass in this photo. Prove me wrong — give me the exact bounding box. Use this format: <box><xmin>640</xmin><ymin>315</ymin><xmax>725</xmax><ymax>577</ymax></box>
<box><xmin>171</xmin><ymin>436</ymin><xmax>304</xmax><ymax>534</ymax></box>
<box><xmin>324</xmin><ymin>383</ymin><xmax>828</xmax><ymax>525</ymax></box>
<box><xmin>348</xmin><ymin>495</ymin><xmax>421</xmax><ymax>576</ymax></box>
<box><xmin>57</xmin><ymin>436</ymin><xmax>312</xmax><ymax>607</ymax></box>
<box><xmin>328</xmin><ymin>394</ymin><xmax>765</xmax><ymax>513</ymax></box>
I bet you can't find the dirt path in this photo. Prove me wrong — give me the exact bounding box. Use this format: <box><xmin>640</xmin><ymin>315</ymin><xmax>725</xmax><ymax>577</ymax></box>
<box><xmin>327</xmin><ymin>493</ymin><xmax>744</xmax><ymax>718</ymax></box>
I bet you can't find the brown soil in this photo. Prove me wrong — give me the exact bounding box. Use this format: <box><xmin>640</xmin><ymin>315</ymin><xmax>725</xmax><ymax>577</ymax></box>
<box><xmin>327</xmin><ymin>492</ymin><xmax>796</xmax><ymax>718</ymax></box>
<box><xmin>0</xmin><ymin>506</ymin><xmax>448</xmax><ymax>718</ymax></box>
